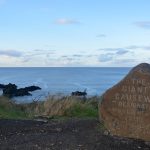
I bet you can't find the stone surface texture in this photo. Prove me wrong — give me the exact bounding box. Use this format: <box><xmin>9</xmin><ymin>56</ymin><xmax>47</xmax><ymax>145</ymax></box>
<box><xmin>100</xmin><ymin>63</ymin><xmax>150</xmax><ymax>141</ymax></box>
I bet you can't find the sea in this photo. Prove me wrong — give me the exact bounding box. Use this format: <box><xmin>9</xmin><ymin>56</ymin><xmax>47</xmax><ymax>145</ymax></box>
<box><xmin>0</xmin><ymin>67</ymin><xmax>131</xmax><ymax>103</ymax></box>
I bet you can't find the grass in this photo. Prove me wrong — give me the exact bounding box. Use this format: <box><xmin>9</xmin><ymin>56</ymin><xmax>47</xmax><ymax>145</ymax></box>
<box><xmin>0</xmin><ymin>96</ymin><xmax>27</xmax><ymax>119</ymax></box>
<box><xmin>64</xmin><ymin>102</ymin><xmax>98</xmax><ymax>118</ymax></box>
<box><xmin>0</xmin><ymin>95</ymin><xmax>100</xmax><ymax>119</ymax></box>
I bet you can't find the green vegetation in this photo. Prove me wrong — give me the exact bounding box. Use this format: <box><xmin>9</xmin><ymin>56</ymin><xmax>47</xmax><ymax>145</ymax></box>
<box><xmin>64</xmin><ymin>102</ymin><xmax>98</xmax><ymax>118</ymax></box>
<box><xmin>0</xmin><ymin>96</ymin><xmax>27</xmax><ymax>119</ymax></box>
<box><xmin>0</xmin><ymin>95</ymin><xmax>100</xmax><ymax>119</ymax></box>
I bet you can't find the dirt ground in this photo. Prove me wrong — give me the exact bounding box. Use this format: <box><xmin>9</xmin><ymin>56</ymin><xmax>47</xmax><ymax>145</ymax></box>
<box><xmin>0</xmin><ymin>118</ymin><xmax>150</xmax><ymax>150</ymax></box>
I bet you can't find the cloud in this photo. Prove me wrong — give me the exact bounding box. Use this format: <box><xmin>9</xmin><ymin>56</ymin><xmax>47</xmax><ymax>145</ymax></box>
<box><xmin>1</xmin><ymin>45</ymin><xmax>149</xmax><ymax>67</ymax></box>
<box><xmin>142</xmin><ymin>46</ymin><xmax>150</xmax><ymax>50</ymax></box>
<box><xmin>60</xmin><ymin>55</ymin><xmax>82</xmax><ymax>62</ymax></box>
<box><xmin>21</xmin><ymin>49</ymin><xmax>56</xmax><ymax>63</ymax></box>
<box><xmin>125</xmin><ymin>45</ymin><xmax>150</xmax><ymax>51</ymax></box>
<box><xmin>72</xmin><ymin>54</ymin><xmax>83</xmax><ymax>57</ymax></box>
<box><xmin>98</xmin><ymin>48</ymin><xmax>117</xmax><ymax>51</ymax></box>
<box><xmin>61</xmin><ymin>55</ymin><xmax>68</xmax><ymax>58</ymax></box>
<box><xmin>55</xmin><ymin>18</ymin><xmax>80</xmax><ymax>25</ymax></box>
<box><xmin>115</xmin><ymin>59</ymin><xmax>136</xmax><ymax>64</ymax></box>
<box><xmin>134</xmin><ymin>21</ymin><xmax>150</xmax><ymax>29</ymax></box>
<box><xmin>0</xmin><ymin>50</ymin><xmax>22</xmax><ymax>57</ymax></box>
<box><xmin>96</xmin><ymin>34</ymin><xmax>106</xmax><ymax>38</ymax></box>
<box><xmin>98</xmin><ymin>48</ymin><xmax>130</xmax><ymax>62</ymax></box>
<box><xmin>60</xmin><ymin>54</ymin><xmax>98</xmax><ymax>65</ymax></box>
<box><xmin>113</xmin><ymin>59</ymin><xmax>137</xmax><ymax>67</ymax></box>
<box><xmin>96</xmin><ymin>44</ymin><xmax>150</xmax><ymax>65</ymax></box>
<box><xmin>99</xmin><ymin>47</ymin><xmax>130</xmax><ymax>54</ymax></box>
<box><xmin>115</xmin><ymin>49</ymin><xmax>129</xmax><ymax>55</ymax></box>
<box><xmin>33</xmin><ymin>49</ymin><xmax>55</xmax><ymax>54</ymax></box>
<box><xmin>99</xmin><ymin>45</ymin><xmax>150</xmax><ymax>52</ymax></box>
<box><xmin>125</xmin><ymin>45</ymin><xmax>140</xmax><ymax>49</ymax></box>
<box><xmin>99</xmin><ymin>53</ymin><xmax>114</xmax><ymax>62</ymax></box>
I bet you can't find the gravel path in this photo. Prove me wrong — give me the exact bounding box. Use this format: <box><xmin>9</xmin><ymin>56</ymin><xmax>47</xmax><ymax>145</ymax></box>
<box><xmin>0</xmin><ymin>119</ymin><xmax>149</xmax><ymax>150</ymax></box>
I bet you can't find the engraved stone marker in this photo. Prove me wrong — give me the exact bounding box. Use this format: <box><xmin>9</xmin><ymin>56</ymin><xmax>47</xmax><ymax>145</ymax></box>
<box><xmin>100</xmin><ymin>63</ymin><xmax>150</xmax><ymax>141</ymax></box>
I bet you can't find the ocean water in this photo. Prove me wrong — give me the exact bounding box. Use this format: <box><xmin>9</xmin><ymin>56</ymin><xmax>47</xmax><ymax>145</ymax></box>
<box><xmin>0</xmin><ymin>67</ymin><xmax>131</xmax><ymax>102</ymax></box>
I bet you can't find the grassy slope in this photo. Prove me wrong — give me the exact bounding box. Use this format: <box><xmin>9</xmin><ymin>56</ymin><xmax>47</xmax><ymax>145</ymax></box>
<box><xmin>65</xmin><ymin>102</ymin><xmax>98</xmax><ymax>118</ymax></box>
<box><xmin>0</xmin><ymin>96</ymin><xmax>27</xmax><ymax>119</ymax></box>
<box><xmin>0</xmin><ymin>96</ymin><xmax>100</xmax><ymax>119</ymax></box>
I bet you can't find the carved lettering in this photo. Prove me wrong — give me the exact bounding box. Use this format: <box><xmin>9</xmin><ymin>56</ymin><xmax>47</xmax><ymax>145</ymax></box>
<box><xmin>137</xmin><ymin>87</ymin><xmax>143</xmax><ymax>93</ymax></box>
<box><xmin>122</xmin><ymin>86</ymin><xmax>150</xmax><ymax>94</ymax></box>
<box><xmin>115</xmin><ymin>93</ymin><xmax>120</xmax><ymax>100</ymax></box>
<box><xmin>126</xmin><ymin>94</ymin><xmax>132</xmax><ymax>101</ymax></box>
<box><xmin>132</xmin><ymin>79</ymin><xmax>146</xmax><ymax>85</ymax></box>
<box><xmin>121</xmin><ymin>94</ymin><xmax>126</xmax><ymax>100</ymax></box>
<box><xmin>100</xmin><ymin>63</ymin><xmax>150</xmax><ymax>141</ymax></box>
<box><xmin>131</xmin><ymin>86</ymin><xmax>136</xmax><ymax>93</ymax></box>
<box><xmin>137</xmin><ymin>95</ymin><xmax>143</xmax><ymax>102</ymax></box>
<box><xmin>121</xmin><ymin>86</ymin><xmax>127</xmax><ymax>92</ymax></box>
<box><xmin>144</xmin><ymin>96</ymin><xmax>150</xmax><ymax>103</ymax></box>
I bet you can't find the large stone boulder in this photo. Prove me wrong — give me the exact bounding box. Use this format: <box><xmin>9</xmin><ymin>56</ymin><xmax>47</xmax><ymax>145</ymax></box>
<box><xmin>99</xmin><ymin>63</ymin><xmax>150</xmax><ymax>141</ymax></box>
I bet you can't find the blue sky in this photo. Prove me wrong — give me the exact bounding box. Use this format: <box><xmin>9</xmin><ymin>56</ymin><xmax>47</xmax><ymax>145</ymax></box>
<box><xmin>0</xmin><ymin>0</ymin><xmax>150</xmax><ymax>67</ymax></box>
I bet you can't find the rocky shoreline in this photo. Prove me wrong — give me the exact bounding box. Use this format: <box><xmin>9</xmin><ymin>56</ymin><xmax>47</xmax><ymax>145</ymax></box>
<box><xmin>0</xmin><ymin>118</ymin><xmax>150</xmax><ymax>150</ymax></box>
<box><xmin>0</xmin><ymin>83</ymin><xmax>41</xmax><ymax>98</ymax></box>
<box><xmin>1</xmin><ymin>63</ymin><xmax>150</xmax><ymax>149</ymax></box>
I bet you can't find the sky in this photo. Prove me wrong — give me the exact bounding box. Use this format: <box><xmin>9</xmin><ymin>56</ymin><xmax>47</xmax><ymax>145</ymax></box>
<box><xmin>0</xmin><ymin>0</ymin><xmax>150</xmax><ymax>67</ymax></box>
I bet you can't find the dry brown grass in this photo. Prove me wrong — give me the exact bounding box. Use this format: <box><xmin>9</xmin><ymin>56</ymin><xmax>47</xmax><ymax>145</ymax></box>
<box><xmin>33</xmin><ymin>96</ymin><xmax>82</xmax><ymax>116</ymax></box>
<box><xmin>0</xmin><ymin>95</ymin><xmax>100</xmax><ymax>118</ymax></box>
<box><xmin>0</xmin><ymin>96</ymin><xmax>15</xmax><ymax>108</ymax></box>
<box><xmin>24</xmin><ymin>95</ymin><xmax>99</xmax><ymax>117</ymax></box>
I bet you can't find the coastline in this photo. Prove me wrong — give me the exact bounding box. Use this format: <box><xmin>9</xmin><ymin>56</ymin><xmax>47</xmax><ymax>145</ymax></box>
<box><xmin>0</xmin><ymin>67</ymin><xmax>131</xmax><ymax>101</ymax></box>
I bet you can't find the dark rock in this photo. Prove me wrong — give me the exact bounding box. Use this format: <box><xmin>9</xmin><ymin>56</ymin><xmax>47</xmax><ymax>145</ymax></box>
<box><xmin>99</xmin><ymin>63</ymin><xmax>150</xmax><ymax>141</ymax></box>
<box><xmin>15</xmin><ymin>88</ymin><xmax>31</xmax><ymax>96</ymax></box>
<box><xmin>0</xmin><ymin>84</ymin><xmax>5</xmax><ymax>89</ymax></box>
<box><xmin>3</xmin><ymin>83</ymin><xmax>17</xmax><ymax>98</ymax></box>
<box><xmin>14</xmin><ymin>86</ymin><xmax>41</xmax><ymax>97</ymax></box>
<box><xmin>24</xmin><ymin>86</ymin><xmax>41</xmax><ymax>92</ymax></box>
<box><xmin>0</xmin><ymin>83</ymin><xmax>41</xmax><ymax>98</ymax></box>
<box><xmin>71</xmin><ymin>89</ymin><xmax>87</xmax><ymax>96</ymax></box>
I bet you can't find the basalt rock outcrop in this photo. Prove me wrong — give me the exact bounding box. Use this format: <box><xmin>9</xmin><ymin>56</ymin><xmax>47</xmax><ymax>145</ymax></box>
<box><xmin>100</xmin><ymin>63</ymin><xmax>150</xmax><ymax>141</ymax></box>
<box><xmin>71</xmin><ymin>90</ymin><xmax>87</xmax><ymax>97</ymax></box>
<box><xmin>0</xmin><ymin>83</ymin><xmax>41</xmax><ymax>98</ymax></box>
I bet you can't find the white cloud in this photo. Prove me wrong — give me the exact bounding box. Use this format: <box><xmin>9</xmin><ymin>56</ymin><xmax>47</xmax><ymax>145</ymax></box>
<box><xmin>96</xmin><ymin>34</ymin><xmax>106</xmax><ymax>38</ymax></box>
<box><xmin>0</xmin><ymin>44</ymin><xmax>150</xmax><ymax>67</ymax></box>
<box><xmin>134</xmin><ymin>21</ymin><xmax>150</xmax><ymax>29</ymax></box>
<box><xmin>55</xmin><ymin>18</ymin><xmax>80</xmax><ymax>25</ymax></box>
<box><xmin>0</xmin><ymin>50</ymin><xmax>22</xmax><ymax>57</ymax></box>
<box><xmin>99</xmin><ymin>53</ymin><xmax>114</xmax><ymax>62</ymax></box>
<box><xmin>115</xmin><ymin>49</ymin><xmax>129</xmax><ymax>55</ymax></box>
